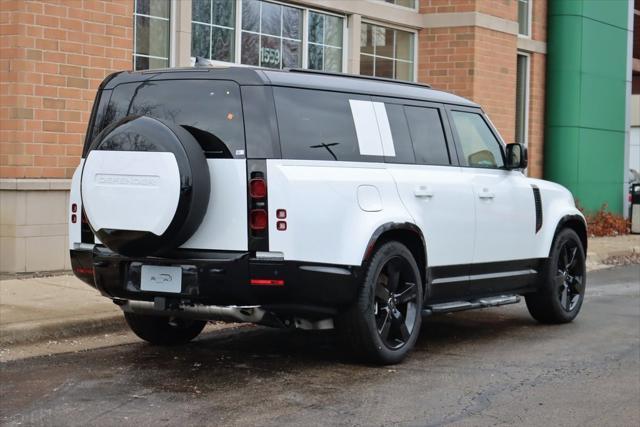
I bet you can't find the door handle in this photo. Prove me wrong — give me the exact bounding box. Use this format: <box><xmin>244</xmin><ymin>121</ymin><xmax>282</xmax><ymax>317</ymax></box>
<box><xmin>478</xmin><ymin>188</ymin><xmax>495</xmax><ymax>199</ymax></box>
<box><xmin>414</xmin><ymin>186</ymin><xmax>434</xmax><ymax>198</ymax></box>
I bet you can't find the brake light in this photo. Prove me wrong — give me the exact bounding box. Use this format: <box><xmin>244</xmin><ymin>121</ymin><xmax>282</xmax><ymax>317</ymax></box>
<box><xmin>250</xmin><ymin>278</ymin><xmax>284</xmax><ymax>286</ymax></box>
<box><xmin>250</xmin><ymin>178</ymin><xmax>267</xmax><ymax>199</ymax></box>
<box><xmin>250</xmin><ymin>209</ymin><xmax>268</xmax><ymax>230</ymax></box>
<box><xmin>71</xmin><ymin>214</ymin><xmax>77</xmax><ymax>223</ymax></box>
<box><xmin>71</xmin><ymin>203</ymin><xmax>77</xmax><ymax>213</ymax></box>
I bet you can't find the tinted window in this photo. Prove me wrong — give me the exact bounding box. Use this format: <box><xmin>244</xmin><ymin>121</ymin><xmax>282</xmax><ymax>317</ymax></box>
<box><xmin>404</xmin><ymin>106</ymin><xmax>450</xmax><ymax>166</ymax></box>
<box><xmin>91</xmin><ymin>80</ymin><xmax>245</xmax><ymax>158</ymax></box>
<box><xmin>274</xmin><ymin>87</ymin><xmax>371</xmax><ymax>161</ymax></box>
<box><xmin>384</xmin><ymin>103</ymin><xmax>415</xmax><ymax>164</ymax></box>
<box><xmin>450</xmin><ymin>111</ymin><xmax>504</xmax><ymax>168</ymax></box>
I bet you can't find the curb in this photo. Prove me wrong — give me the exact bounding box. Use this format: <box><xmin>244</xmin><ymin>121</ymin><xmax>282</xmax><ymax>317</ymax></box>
<box><xmin>0</xmin><ymin>312</ymin><xmax>126</xmax><ymax>347</ymax></box>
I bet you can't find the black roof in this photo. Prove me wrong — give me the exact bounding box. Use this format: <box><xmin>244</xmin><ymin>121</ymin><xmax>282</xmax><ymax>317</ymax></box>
<box><xmin>100</xmin><ymin>66</ymin><xmax>478</xmax><ymax>107</ymax></box>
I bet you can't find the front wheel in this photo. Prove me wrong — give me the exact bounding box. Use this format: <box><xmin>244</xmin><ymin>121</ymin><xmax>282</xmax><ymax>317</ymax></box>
<box><xmin>336</xmin><ymin>241</ymin><xmax>423</xmax><ymax>365</ymax></box>
<box><xmin>526</xmin><ymin>228</ymin><xmax>586</xmax><ymax>324</ymax></box>
<box><xmin>124</xmin><ymin>312</ymin><xmax>207</xmax><ymax>345</ymax></box>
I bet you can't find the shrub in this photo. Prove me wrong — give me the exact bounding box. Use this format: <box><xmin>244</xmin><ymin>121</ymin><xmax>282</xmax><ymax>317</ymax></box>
<box><xmin>576</xmin><ymin>202</ymin><xmax>630</xmax><ymax>237</ymax></box>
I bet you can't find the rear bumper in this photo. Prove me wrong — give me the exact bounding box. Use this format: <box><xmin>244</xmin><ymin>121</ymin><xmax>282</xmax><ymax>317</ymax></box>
<box><xmin>70</xmin><ymin>246</ymin><xmax>362</xmax><ymax>315</ymax></box>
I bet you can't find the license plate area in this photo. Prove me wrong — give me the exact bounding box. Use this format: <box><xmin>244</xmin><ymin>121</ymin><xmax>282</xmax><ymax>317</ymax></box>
<box><xmin>140</xmin><ymin>265</ymin><xmax>183</xmax><ymax>293</ymax></box>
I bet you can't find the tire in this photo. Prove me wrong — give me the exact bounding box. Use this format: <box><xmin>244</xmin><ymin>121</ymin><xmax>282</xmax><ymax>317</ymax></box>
<box><xmin>336</xmin><ymin>241</ymin><xmax>423</xmax><ymax>365</ymax></box>
<box><xmin>124</xmin><ymin>312</ymin><xmax>207</xmax><ymax>346</ymax></box>
<box><xmin>81</xmin><ymin>115</ymin><xmax>210</xmax><ymax>257</ymax></box>
<box><xmin>525</xmin><ymin>228</ymin><xmax>586</xmax><ymax>324</ymax></box>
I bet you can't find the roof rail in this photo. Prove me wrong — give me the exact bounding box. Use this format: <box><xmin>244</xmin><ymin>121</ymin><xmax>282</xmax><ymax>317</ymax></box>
<box><xmin>284</xmin><ymin>68</ymin><xmax>431</xmax><ymax>89</ymax></box>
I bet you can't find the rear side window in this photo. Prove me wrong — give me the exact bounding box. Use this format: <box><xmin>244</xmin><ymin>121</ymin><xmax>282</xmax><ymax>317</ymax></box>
<box><xmin>450</xmin><ymin>111</ymin><xmax>504</xmax><ymax>168</ymax></box>
<box><xmin>404</xmin><ymin>106</ymin><xmax>450</xmax><ymax>166</ymax></box>
<box><xmin>273</xmin><ymin>87</ymin><xmax>375</xmax><ymax>162</ymax></box>
<box><xmin>89</xmin><ymin>80</ymin><xmax>245</xmax><ymax>158</ymax></box>
<box><xmin>383</xmin><ymin>103</ymin><xmax>415</xmax><ymax>164</ymax></box>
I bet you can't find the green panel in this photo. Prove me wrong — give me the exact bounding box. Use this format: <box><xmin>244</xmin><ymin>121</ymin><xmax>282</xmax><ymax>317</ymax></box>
<box><xmin>545</xmin><ymin>70</ymin><xmax>582</xmax><ymax>127</ymax></box>
<box><xmin>581</xmin><ymin>18</ymin><xmax>629</xmax><ymax>79</ymax></box>
<box><xmin>548</xmin><ymin>0</ymin><xmax>582</xmax><ymax>17</ymax></box>
<box><xmin>582</xmin><ymin>0</ymin><xmax>629</xmax><ymax>28</ymax></box>
<box><xmin>544</xmin><ymin>0</ymin><xmax>630</xmax><ymax>215</ymax></box>
<box><xmin>579</xmin><ymin>75</ymin><xmax>627</xmax><ymax>132</ymax></box>
<box><xmin>546</xmin><ymin>15</ymin><xmax>583</xmax><ymax>73</ymax></box>
<box><xmin>577</xmin><ymin>128</ymin><xmax>625</xmax><ymax>184</ymax></box>
<box><xmin>544</xmin><ymin>127</ymin><xmax>580</xmax><ymax>187</ymax></box>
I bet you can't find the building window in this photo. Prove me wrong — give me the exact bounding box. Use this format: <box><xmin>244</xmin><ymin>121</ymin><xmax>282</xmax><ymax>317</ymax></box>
<box><xmin>308</xmin><ymin>11</ymin><xmax>343</xmax><ymax>72</ymax></box>
<box><xmin>191</xmin><ymin>0</ymin><xmax>236</xmax><ymax>62</ymax></box>
<box><xmin>134</xmin><ymin>0</ymin><xmax>171</xmax><ymax>70</ymax></box>
<box><xmin>515</xmin><ymin>53</ymin><xmax>530</xmax><ymax>147</ymax></box>
<box><xmin>241</xmin><ymin>0</ymin><xmax>302</xmax><ymax>68</ymax></box>
<box><xmin>518</xmin><ymin>0</ymin><xmax>531</xmax><ymax>36</ymax></box>
<box><xmin>360</xmin><ymin>22</ymin><xmax>414</xmax><ymax>81</ymax></box>
<box><xmin>191</xmin><ymin>0</ymin><xmax>344</xmax><ymax>71</ymax></box>
<box><xmin>376</xmin><ymin>0</ymin><xmax>416</xmax><ymax>8</ymax></box>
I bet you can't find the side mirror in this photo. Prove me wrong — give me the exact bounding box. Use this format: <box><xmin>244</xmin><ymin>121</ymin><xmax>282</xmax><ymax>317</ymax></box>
<box><xmin>506</xmin><ymin>143</ymin><xmax>528</xmax><ymax>170</ymax></box>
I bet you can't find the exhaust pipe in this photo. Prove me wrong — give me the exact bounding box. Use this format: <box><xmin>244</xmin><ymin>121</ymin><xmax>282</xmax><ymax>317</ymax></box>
<box><xmin>119</xmin><ymin>300</ymin><xmax>268</xmax><ymax>324</ymax></box>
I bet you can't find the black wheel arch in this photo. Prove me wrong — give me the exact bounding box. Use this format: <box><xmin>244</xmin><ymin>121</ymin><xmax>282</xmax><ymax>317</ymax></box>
<box><xmin>553</xmin><ymin>215</ymin><xmax>588</xmax><ymax>254</ymax></box>
<box><xmin>362</xmin><ymin>222</ymin><xmax>429</xmax><ymax>299</ymax></box>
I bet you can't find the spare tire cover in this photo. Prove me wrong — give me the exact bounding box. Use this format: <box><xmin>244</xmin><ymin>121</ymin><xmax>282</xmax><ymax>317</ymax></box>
<box><xmin>81</xmin><ymin>115</ymin><xmax>210</xmax><ymax>256</ymax></box>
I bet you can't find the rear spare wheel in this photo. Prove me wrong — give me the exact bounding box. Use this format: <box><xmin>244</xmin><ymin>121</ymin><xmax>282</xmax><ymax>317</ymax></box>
<box><xmin>81</xmin><ymin>116</ymin><xmax>210</xmax><ymax>256</ymax></box>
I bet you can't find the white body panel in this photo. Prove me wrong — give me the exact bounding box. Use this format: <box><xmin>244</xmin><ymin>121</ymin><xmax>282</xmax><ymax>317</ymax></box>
<box><xmin>466</xmin><ymin>168</ymin><xmax>537</xmax><ymax>263</ymax></box>
<box><xmin>527</xmin><ymin>178</ymin><xmax>585</xmax><ymax>259</ymax></box>
<box><xmin>181</xmin><ymin>159</ymin><xmax>248</xmax><ymax>251</ymax></box>
<box><xmin>266</xmin><ymin>159</ymin><xmax>413</xmax><ymax>266</ymax></box>
<box><xmin>387</xmin><ymin>164</ymin><xmax>476</xmax><ymax>266</ymax></box>
<box><xmin>68</xmin><ymin>161</ymin><xmax>83</xmax><ymax>249</ymax></box>
<box><xmin>81</xmin><ymin>151</ymin><xmax>180</xmax><ymax>235</ymax></box>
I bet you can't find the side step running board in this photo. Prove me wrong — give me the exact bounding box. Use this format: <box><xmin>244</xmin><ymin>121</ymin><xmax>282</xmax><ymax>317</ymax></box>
<box><xmin>423</xmin><ymin>295</ymin><xmax>520</xmax><ymax>315</ymax></box>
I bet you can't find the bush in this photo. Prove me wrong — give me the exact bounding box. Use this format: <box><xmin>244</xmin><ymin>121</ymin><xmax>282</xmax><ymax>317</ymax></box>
<box><xmin>577</xmin><ymin>202</ymin><xmax>630</xmax><ymax>237</ymax></box>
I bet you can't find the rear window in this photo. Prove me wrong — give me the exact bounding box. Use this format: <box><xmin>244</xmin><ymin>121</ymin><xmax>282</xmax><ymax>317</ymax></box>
<box><xmin>85</xmin><ymin>80</ymin><xmax>245</xmax><ymax>158</ymax></box>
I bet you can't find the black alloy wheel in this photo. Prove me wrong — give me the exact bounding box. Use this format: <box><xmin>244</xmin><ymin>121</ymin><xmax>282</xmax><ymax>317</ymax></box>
<box><xmin>556</xmin><ymin>239</ymin><xmax>585</xmax><ymax>312</ymax></box>
<box><xmin>374</xmin><ymin>256</ymin><xmax>420</xmax><ymax>350</ymax></box>
<box><xmin>337</xmin><ymin>241</ymin><xmax>423</xmax><ymax>365</ymax></box>
<box><xmin>526</xmin><ymin>228</ymin><xmax>586</xmax><ymax>324</ymax></box>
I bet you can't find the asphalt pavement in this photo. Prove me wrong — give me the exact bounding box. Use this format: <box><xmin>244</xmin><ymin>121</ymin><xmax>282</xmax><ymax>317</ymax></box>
<box><xmin>1</xmin><ymin>265</ymin><xmax>639</xmax><ymax>427</ymax></box>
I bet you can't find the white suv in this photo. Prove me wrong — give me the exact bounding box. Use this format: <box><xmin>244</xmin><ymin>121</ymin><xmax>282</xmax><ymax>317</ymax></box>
<box><xmin>69</xmin><ymin>67</ymin><xmax>587</xmax><ymax>364</ymax></box>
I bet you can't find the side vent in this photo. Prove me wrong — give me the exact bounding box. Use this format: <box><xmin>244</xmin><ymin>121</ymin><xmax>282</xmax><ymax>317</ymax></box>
<box><xmin>532</xmin><ymin>185</ymin><xmax>543</xmax><ymax>233</ymax></box>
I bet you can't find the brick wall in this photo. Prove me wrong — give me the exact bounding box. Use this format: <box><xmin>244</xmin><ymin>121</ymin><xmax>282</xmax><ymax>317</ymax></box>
<box><xmin>418</xmin><ymin>26</ymin><xmax>476</xmax><ymax>99</ymax></box>
<box><xmin>419</xmin><ymin>0</ymin><xmax>546</xmax><ymax>178</ymax></box>
<box><xmin>0</xmin><ymin>0</ymin><xmax>133</xmax><ymax>179</ymax></box>
<box><xmin>472</xmin><ymin>26</ymin><xmax>517</xmax><ymax>144</ymax></box>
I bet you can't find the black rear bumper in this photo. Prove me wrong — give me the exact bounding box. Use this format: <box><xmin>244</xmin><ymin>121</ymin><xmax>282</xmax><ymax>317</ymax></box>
<box><xmin>70</xmin><ymin>247</ymin><xmax>362</xmax><ymax>315</ymax></box>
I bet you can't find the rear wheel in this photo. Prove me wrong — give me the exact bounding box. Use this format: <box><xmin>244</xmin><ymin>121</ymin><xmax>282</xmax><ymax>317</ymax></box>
<box><xmin>526</xmin><ymin>228</ymin><xmax>586</xmax><ymax>324</ymax></box>
<box><xmin>337</xmin><ymin>241</ymin><xmax>423</xmax><ymax>365</ymax></box>
<box><xmin>124</xmin><ymin>312</ymin><xmax>207</xmax><ymax>345</ymax></box>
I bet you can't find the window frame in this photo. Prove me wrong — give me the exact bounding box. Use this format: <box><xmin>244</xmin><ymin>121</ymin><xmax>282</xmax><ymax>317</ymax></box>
<box><xmin>517</xmin><ymin>0</ymin><xmax>533</xmax><ymax>38</ymax></box>
<box><xmin>133</xmin><ymin>0</ymin><xmax>173</xmax><ymax>70</ymax></box>
<box><xmin>445</xmin><ymin>105</ymin><xmax>507</xmax><ymax>170</ymax></box>
<box><xmin>190</xmin><ymin>0</ymin><xmax>347</xmax><ymax>72</ymax></box>
<box><xmin>515</xmin><ymin>52</ymin><xmax>530</xmax><ymax>148</ymax></box>
<box><xmin>360</xmin><ymin>20</ymin><xmax>418</xmax><ymax>82</ymax></box>
<box><xmin>368</xmin><ymin>0</ymin><xmax>419</xmax><ymax>12</ymax></box>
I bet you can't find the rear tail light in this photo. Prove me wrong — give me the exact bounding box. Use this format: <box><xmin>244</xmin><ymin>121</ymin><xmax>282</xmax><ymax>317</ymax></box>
<box><xmin>249</xmin><ymin>178</ymin><xmax>267</xmax><ymax>199</ymax></box>
<box><xmin>250</xmin><ymin>278</ymin><xmax>284</xmax><ymax>286</ymax></box>
<box><xmin>250</xmin><ymin>209</ymin><xmax>268</xmax><ymax>230</ymax></box>
<box><xmin>71</xmin><ymin>214</ymin><xmax>77</xmax><ymax>223</ymax></box>
<box><xmin>71</xmin><ymin>203</ymin><xmax>77</xmax><ymax>213</ymax></box>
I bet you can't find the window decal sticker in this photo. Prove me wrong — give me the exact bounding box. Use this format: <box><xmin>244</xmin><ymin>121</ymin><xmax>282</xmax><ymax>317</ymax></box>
<box><xmin>372</xmin><ymin>102</ymin><xmax>396</xmax><ymax>157</ymax></box>
<box><xmin>349</xmin><ymin>99</ymin><xmax>384</xmax><ymax>156</ymax></box>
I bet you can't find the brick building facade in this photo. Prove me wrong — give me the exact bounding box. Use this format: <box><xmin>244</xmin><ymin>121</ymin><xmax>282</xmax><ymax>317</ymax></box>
<box><xmin>1</xmin><ymin>0</ymin><xmax>620</xmax><ymax>273</ymax></box>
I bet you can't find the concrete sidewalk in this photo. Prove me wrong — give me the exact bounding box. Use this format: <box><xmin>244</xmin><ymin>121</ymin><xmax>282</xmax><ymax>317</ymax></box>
<box><xmin>1</xmin><ymin>235</ymin><xmax>638</xmax><ymax>347</ymax></box>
